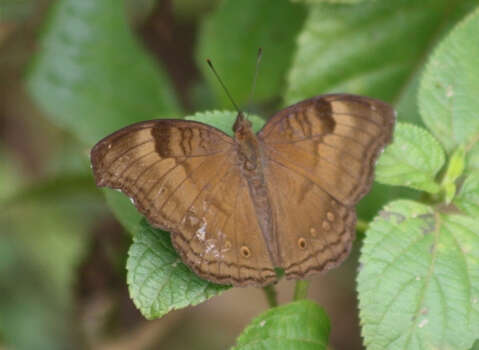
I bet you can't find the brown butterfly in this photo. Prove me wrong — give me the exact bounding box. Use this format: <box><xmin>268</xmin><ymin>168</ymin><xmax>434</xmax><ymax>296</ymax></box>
<box><xmin>91</xmin><ymin>92</ymin><xmax>395</xmax><ymax>287</ymax></box>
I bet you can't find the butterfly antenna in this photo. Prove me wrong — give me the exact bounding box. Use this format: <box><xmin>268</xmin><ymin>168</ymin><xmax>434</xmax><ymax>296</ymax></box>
<box><xmin>246</xmin><ymin>48</ymin><xmax>262</xmax><ymax>118</ymax></box>
<box><xmin>206</xmin><ymin>59</ymin><xmax>240</xmax><ymax>113</ymax></box>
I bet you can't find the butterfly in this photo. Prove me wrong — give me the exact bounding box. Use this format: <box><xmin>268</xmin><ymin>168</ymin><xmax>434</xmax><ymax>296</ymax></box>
<box><xmin>90</xmin><ymin>93</ymin><xmax>395</xmax><ymax>287</ymax></box>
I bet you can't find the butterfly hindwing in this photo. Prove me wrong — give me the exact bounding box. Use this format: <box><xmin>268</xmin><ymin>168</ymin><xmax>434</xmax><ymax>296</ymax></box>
<box><xmin>265</xmin><ymin>158</ymin><xmax>357</xmax><ymax>278</ymax></box>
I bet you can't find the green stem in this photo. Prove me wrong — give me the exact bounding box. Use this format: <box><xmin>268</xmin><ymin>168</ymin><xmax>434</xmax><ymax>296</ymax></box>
<box><xmin>263</xmin><ymin>285</ymin><xmax>278</xmax><ymax>308</ymax></box>
<box><xmin>293</xmin><ymin>280</ymin><xmax>310</xmax><ymax>300</ymax></box>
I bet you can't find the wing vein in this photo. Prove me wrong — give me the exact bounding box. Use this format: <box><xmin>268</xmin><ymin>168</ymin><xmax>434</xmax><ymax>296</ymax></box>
<box><xmin>178</xmin><ymin>157</ymin><xmax>232</xmax><ymax>228</ymax></box>
<box><xmin>107</xmin><ymin>140</ymin><xmax>154</xmax><ymax>166</ymax></box>
<box><xmin>267</xmin><ymin>156</ymin><xmax>346</xmax><ymax>205</ymax></box>
<box><xmin>157</xmin><ymin>155</ymin><xmax>221</xmax><ymax>211</ymax></box>
<box><xmin>265</xmin><ymin>144</ymin><xmax>360</xmax><ymax>182</ymax></box>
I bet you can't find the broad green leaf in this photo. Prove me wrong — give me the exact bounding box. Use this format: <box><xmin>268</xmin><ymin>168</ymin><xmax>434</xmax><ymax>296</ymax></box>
<box><xmin>419</xmin><ymin>9</ymin><xmax>479</xmax><ymax>154</ymax></box>
<box><xmin>471</xmin><ymin>339</ymin><xmax>479</xmax><ymax>350</ymax></box>
<box><xmin>454</xmin><ymin>173</ymin><xmax>479</xmax><ymax>216</ymax></box>
<box><xmin>196</xmin><ymin>0</ymin><xmax>306</xmax><ymax>108</ymax></box>
<box><xmin>375</xmin><ymin>123</ymin><xmax>445</xmax><ymax>193</ymax></box>
<box><xmin>358</xmin><ymin>200</ymin><xmax>479</xmax><ymax>350</ymax></box>
<box><xmin>126</xmin><ymin>220</ymin><xmax>229</xmax><ymax>319</ymax></box>
<box><xmin>27</xmin><ymin>0</ymin><xmax>180</xmax><ymax>146</ymax></box>
<box><xmin>233</xmin><ymin>300</ymin><xmax>330</xmax><ymax>350</ymax></box>
<box><xmin>285</xmin><ymin>0</ymin><xmax>478</xmax><ymax>124</ymax></box>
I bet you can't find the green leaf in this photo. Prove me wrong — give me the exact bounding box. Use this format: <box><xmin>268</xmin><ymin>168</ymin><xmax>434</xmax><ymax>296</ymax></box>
<box><xmin>454</xmin><ymin>173</ymin><xmax>479</xmax><ymax>216</ymax></box>
<box><xmin>419</xmin><ymin>8</ymin><xmax>479</xmax><ymax>154</ymax></box>
<box><xmin>196</xmin><ymin>0</ymin><xmax>306</xmax><ymax>108</ymax></box>
<box><xmin>375</xmin><ymin>123</ymin><xmax>445</xmax><ymax>193</ymax></box>
<box><xmin>126</xmin><ymin>220</ymin><xmax>229</xmax><ymax>319</ymax></box>
<box><xmin>104</xmin><ymin>188</ymin><xmax>143</xmax><ymax>235</ymax></box>
<box><xmin>358</xmin><ymin>200</ymin><xmax>479</xmax><ymax>350</ymax></box>
<box><xmin>233</xmin><ymin>300</ymin><xmax>330</xmax><ymax>350</ymax></box>
<box><xmin>172</xmin><ymin>0</ymin><xmax>220</xmax><ymax>21</ymax></box>
<box><xmin>442</xmin><ymin>145</ymin><xmax>466</xmax><ymax>185</ymax></box>
<box><xmin>26</xmin><ymin>0</ymin><xmax>180</xmax><ymax>146</ymax></box>
<box><xmin>468</xmin><ymin>142</ymin><xmax>479</xmax><ymax>172</ymax></box>
<box><xmin>285</xmin><ymin>0</ymin><xmax>478</xmax><ymax>124</ymax></box>
<box><xmin>441</xmin><ymin>145</ymin><xmax>466</xmax><ymax>203</ymax></box>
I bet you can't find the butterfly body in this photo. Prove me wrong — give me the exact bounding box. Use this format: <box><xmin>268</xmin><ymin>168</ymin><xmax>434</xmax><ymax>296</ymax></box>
<box><xmin>91</xmin><ymin>94</ymin><xmax>395</xmax><ymax>287</ymax></box>
<box><xmin>234</xmin><ymin>112</ymin><xmax>281</xmax><ymax>266</ymax></box>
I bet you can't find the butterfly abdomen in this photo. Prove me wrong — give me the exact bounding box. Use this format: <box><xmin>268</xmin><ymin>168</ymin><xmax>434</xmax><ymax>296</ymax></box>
<box><xmin>233</xmin><ymin>127</ymin><xmax>280</xmax><ymax>267</ymax></box>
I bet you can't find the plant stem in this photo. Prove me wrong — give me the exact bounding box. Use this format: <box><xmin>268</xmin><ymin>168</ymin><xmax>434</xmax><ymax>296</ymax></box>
<box><xmin>263</xmin><ymin>285</ymin><xmax>278</xmax><ymax>308</ymax></box>
<box><xmin>293</xmin><ymin>280</ymin><xmax>310</xmax><ymax>300</ymax></box>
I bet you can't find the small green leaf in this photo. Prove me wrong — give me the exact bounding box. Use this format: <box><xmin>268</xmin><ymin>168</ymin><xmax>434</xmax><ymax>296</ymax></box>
<box><xmin>27</xmin><ymin>0</ymin><xmax>180</xmax><ymax>146</ymax></box>
<box><xmin>233</xmin><ymin>300</ymin><xmax>330</xmax><ymax>350</ymax></box>
<box><xmin>419</xmin><ymin>9</ymin><xmax>479</xmax><ymax>154</ymax></box>
<box><xmin>375</xmin><ymin>123</ymin><xmax>445</xmax><ymax>193</ymax></box>
<box><xmin>454</xmin><ymin>173</ymin><xmax>479</xmax><ymax>216</ymax></box>
<box><xmin>441</xmin><ymin>145</ymin><xmax>466</xmax><ymax>203</ymax></box>
<box><xmin>443</xmin><ymin>182</ymin><xmax>457</xmax><ymax>205</ymax></box>
<box><xmin>442</xmin><ymin>145</ymin><xmax>466</xmax><ymax>185</ymax></box>
<box><xmin>358</xmin><ymin>200</ymin><xmax>479</xmax><ymax>350</ymax></box>
<box><xmin>196</xmin><ymin>0</ymin><xmax>306</xmax><ymax>108</ymax></box>
<box><xmin>126</xmin><ymin>220</ymin><xmax>229</xmax><ymax>319</ymax></box>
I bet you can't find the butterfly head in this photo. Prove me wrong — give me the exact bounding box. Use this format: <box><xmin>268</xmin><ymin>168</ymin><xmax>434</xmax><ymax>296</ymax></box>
<box><xmin>233</xmin><ymin>111</ymin><xmax>252</xmax><ymax>139</ymax></box>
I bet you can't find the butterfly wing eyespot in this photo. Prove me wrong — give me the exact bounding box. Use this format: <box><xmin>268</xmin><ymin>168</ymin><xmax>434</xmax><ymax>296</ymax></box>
<box><xmin>259</xmin><ymin>94</ymin><xmax>394</xmax><ymax>280</ymax></box>
<box><xmin>240</xmin><ymin>246</ymin><xmax>251</xmax><ymax>258</ymax></box>
<box><xmin>298</xmin><ymin>238</ymin><xmax>307</xmax><ymax>250</ymax></box>
<box><xmin>91</xmin><ymin>119</ymin><xmax>277</xmax><ymax>287</ymax></box>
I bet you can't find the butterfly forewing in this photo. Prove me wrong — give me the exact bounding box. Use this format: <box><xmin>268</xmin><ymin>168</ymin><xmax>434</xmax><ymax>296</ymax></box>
<box><xmin>91</xmin><ymin>120</ymin><xmax>276</xmax><ymax>286</ymax></box>
<box><xmin>259</xmin><ymin>94</ymin><xmax>395</xmax><ymax>279</ymax></box>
